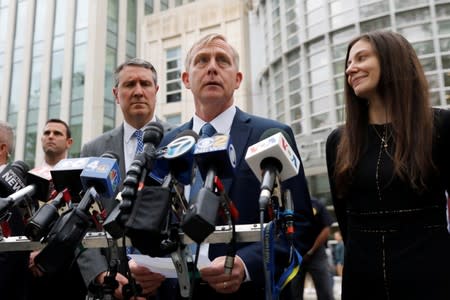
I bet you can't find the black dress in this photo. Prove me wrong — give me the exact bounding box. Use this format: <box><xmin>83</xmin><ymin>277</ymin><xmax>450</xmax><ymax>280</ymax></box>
<box><xmin>326</xmin><ymin>108</ymin><xmax>450</xmax><ymax>300</ymax></box>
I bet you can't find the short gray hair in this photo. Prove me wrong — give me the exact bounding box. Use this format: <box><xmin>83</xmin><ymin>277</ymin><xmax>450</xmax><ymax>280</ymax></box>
<box><xmin>114</xmin><ymin>58</ymin><xmax>158</xmax><ymax>87</ymax></box>
<box><xmin>0</xmin><ymin>121</ymin><xmax>14</xmax><ymax>154</ymax></box>
<box><xmin>184</xmin><ymin>33</ymin><xmax>240</xmax><ymax>71</ymax></box>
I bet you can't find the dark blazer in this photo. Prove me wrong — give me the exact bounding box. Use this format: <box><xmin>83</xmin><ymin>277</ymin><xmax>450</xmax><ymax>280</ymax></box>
<box><xmin>158</xmin><ymin>107</ymin><xmax>314</xmax><ymax>298</ymax></box>
<box><xmin>77</xmin><ymin>119</ymin><xmax>173</xmax><ymax>288</ymax></box>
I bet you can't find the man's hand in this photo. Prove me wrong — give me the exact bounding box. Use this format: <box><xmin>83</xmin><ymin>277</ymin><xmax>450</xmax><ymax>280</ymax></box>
<box><xmin>200</xmin><ymin>255</ymin><xmax>246</xmax><ymax>294</ymax></box>
<box><xmin>129</xmin><ymin>259</ymin><xmax>166</xmax><ymax>297</ymax></box>
<box><xmin>29</xmin><ymin>250</ymin><xmax>44</xmax><ymax>277</ymax></box>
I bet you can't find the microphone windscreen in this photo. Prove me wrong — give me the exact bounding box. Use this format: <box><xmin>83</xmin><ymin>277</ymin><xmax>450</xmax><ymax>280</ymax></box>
<box><xmin>143</xmin><ymin>122</ymin><xmax>164</xmax><ymax>146</ymax></box>
<box><xmin>175</xmin><ymin>129</ymin><xmax>199</xmax><ymax>141</ymax></box>
<box><xmin>101</xmin><ymin>151</ymin><xmax>120</xmax><ymax>161</ymax></box>
<box><xmin>259</xmin><ymin>128</ymin><xmax>294</xmax><ymax>147</ymax></box>
<box><xmin>0</xmin><ymin>160</ymin><xmax>29</xmax><ymax>196</ymax></box>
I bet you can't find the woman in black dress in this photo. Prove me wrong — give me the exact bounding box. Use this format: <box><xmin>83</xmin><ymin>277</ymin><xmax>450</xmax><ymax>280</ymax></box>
<box><xmin>326</xmin><ymin>30</ymin><xmax>450</xmax><ymax>300</ymax></box>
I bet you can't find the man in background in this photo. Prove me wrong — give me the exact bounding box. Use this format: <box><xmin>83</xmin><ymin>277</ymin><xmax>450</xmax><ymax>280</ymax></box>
<box><xmin>27</xmin><ymin>118</ymin><xmax>87</xmax><ymax>300</ymax></box>
<box><xmin>291</xmin><ymin>197</ymin><xmax>335</xmax><ymax>300</ymax></box>
<box><xmin>0</xmin><ymin>121</ymin><xmax>30</xmax><ymax>300</ymax></box>
<box><xmin>79</xmin><ymin>58</ymin><xmax>172</xmax><ymax>299</ymax></box>
<box><xmin>40</xmin><ymin>118</ymin><xmax>74</xmax><ymax>168</ymax></box>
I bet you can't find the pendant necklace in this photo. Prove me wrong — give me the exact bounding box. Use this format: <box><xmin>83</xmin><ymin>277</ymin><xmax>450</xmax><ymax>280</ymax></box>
<box><xmin>372</xmin><ymin>124</ymin><xmax>392</xmax><ymax>201</ymax></box>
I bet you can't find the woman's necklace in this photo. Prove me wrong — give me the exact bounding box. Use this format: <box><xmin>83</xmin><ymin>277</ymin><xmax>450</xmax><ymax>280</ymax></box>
<box><xmin>372</xmin><ymin>124</ymin><xmax>392</xmax><ymax>201</ymax></box>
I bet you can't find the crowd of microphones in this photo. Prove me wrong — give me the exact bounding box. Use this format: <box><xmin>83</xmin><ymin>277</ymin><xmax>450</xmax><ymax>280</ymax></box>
<box><xmin>0</xmin><ymin>121</ymin><xmax>302</xmax><ymax>300</ymax></box>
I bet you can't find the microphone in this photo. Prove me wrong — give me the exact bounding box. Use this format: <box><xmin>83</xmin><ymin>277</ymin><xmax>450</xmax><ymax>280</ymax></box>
<box><xmin>244</xmin><ymin>128</ymin><xmax>300</xmax><ymax>210</ymax></box>
<box><xmin>193</xmin><ymin>133</ymin><xmax>236</xmax><ymax>180</ymax></box>
<box><xmin>181</xmin><ymin>133</ymin><xmax>237</xmax><ymax>244</ymax></box>
<box><xmin>0</xmin><ymin>161</ymin><xmax>29</xmax><ymax>237</ymax></box>
<box><xmin>25</xmin><ymin>189</ymin><xmax>72</xmax><ymax>241</ymax></box>
<box><xmin>0</xmin><ymin>161</ymin><xmax>29</xmax><ymax>197</ymax></box>
<box><xmin>34</xmin><ymin>187</ymin><xmax>99</xmax><ymax>273</ymax></box>
<box><xmin>135</xmin><ymin>122</ymin><xmax>165</xmax><ymax>170</ymax></box>
<box><xmin>80</xmin><ymin>151</ymin><xmax>121</xmax><ymax>199</ymax></box>
<box><xmin>0</xmin><ymin>162</ymin><xmax>53</xmax><ymax>219</ymax></box>
<box><xmin>151</xmin><ymin>130</ymin><xmax>199</xmax><ymax>185</ymax></box>
<box><xmin>103</xmin><ymin>124</ymin><xmax>163</xmax><ymax>238</ymax></box>
<box><xmin>121</xmin><ymin>131</ymin><xmax>200</xmax><ymax>251</ymax></box>
<box><xmin>51</xmin><ymin>157</ymin><xmax>92</xmax><ymax>202</ymax></box>
<box><xmin>120</xmin><ymin>122</ymin><xmax>164</xmax><ymax>212</ymax></box>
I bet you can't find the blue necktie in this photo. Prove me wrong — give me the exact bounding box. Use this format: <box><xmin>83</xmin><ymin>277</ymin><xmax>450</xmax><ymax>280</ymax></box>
<box><xmin>134</xmin><ymin>129</ymin><xmax>144</xmax><ymax>154</ymax></box>
<box><xmin>190</xmin><ymin>123</ymin><xmax>216</xmax><ymax>201</ymax></box>
<box><xmin>199</xmin><ymin>123</ymin><xmax>216</xmax><ymax>139</ymax></box>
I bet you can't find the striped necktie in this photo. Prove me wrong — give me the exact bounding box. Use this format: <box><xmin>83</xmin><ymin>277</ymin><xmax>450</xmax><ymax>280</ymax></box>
<box><xmin>134</xmin><ymin>129</ymin><xmax>144</xmax><ymax>154</ymax></box>
<box><xmin>190</xmin><ymin>123</ymin><xmax>217</xmax><ymax>201</ymax></box>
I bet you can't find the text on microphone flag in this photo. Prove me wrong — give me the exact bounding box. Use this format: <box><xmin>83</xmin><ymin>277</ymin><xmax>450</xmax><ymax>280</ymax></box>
<box><xmin>1</xmin><ymin>170</ymin><xmax>26</xmax><ymax>192</ymax></box>
<box><xmin>245</xmin><ymin>132</ymin><xmax>300</xmax><ymax>182</ymax></box>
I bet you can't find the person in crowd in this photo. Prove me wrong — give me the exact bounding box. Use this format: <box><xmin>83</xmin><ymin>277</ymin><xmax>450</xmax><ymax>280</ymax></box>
<box><xmin>27</xmin><ymin>118</ymin><xmax>87</xmax><ymax>300</ymax></box>
<box><xmin>140</xmin><ymin>33</ymin><xmax>314</xmax><ymax>299</ymax></box>
<box><xmin>291</xmin><ymin>197</ymin><xmax>334</xmax><ymax>300</ymax></box>
<box><xmin>39</xmin><ymin>119</ymin><xmax>74</xmax><ymax>168</ymax></box>
<box><xmin>0</xmin><ymin>121</ymin><xmax>14</xmax><ymax>170</ymax></box>
<box><xmin>332</xmin><ymin>230</ymin><xmax>343</xmax><ymax>277</ymax></box>
<box><xmin>79</xmin><ymin>58</ymin><xmax>172</xmax><ymax>299</ymax></box>
<box><xmin>0</xmin><ymin>121</ymin><xmax>30</xmax><ymax>300</ymax></box>
<box><xmin>326</xmin><ymin>30</ymin><xmax>450</xmax><ymax>299</ymax></box>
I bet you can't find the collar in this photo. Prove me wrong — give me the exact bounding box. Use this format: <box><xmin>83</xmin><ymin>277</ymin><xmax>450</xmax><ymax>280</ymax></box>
<box><xmin>193</xmin><ymin>105</ymin><xmax>236</xmax><ymax>135</ymax></box>
<box><xmin>123</xmin><ymin>117</ymin><xmax>157</xmax><ymax>143</ymax></box>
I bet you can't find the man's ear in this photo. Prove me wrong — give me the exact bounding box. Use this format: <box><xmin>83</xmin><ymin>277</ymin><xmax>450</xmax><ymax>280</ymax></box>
<box><xmin>182</xmin><ymin>71</ymin><xmax>191</xmax><ymax>89</ymax></box>
<box><xmin>235</xmin><ymin>71</ymin><xmax>243</xmax><ymax>90</ymax></box>
<box><xmin>113</xmin><ymin>87</ymin><xmax>119</xmax><ymax>104</ymax></box>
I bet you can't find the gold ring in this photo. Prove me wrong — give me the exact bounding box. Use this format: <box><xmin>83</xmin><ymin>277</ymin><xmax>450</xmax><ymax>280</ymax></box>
<box><xmin>223</xmin><ymin>281</ymin><xmax>227</xmax><ymax>289</ymax></box>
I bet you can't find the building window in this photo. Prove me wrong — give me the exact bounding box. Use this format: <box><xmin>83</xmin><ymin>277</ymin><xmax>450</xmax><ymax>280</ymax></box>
<box><xmin>145</xmin><ymin>0</ymin><xmax>153</xmax><ymax>14</ymax></box>
<box><xmin>166</xmin><ymin>47</ymin><xmax>181</xmax><ymax>103</ymax></box>
<box><xmin>166</xmin><ymin>114</ymin><xmax>181</xmax><ymax>126</ymax></box>
<box><xmin>160</xmin><ymin>0</ymin><xmax>168</xmax><ymax>11</ymax></box>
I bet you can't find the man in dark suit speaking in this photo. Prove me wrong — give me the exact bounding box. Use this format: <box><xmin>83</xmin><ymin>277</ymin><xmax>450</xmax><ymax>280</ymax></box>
<box><xmin>78</xmin><ymin>58</ymin><xmax>172</xmax><ymax>299</ymax></box>
<box><xmin>130</xmin><ymin>34</ymin><xmax>314</xmax><ymax>299</ymax></box>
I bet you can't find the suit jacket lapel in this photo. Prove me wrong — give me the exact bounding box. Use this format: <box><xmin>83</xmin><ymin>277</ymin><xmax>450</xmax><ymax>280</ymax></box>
<box><xmin>226</xmin><ymin>108</ymin><xmax>252</xmax><ymax>192</ymax></box>
<box><xmin>106</xmin><ymin>125</ymin><xmax>126</xmax><ymax>179</ymax></box>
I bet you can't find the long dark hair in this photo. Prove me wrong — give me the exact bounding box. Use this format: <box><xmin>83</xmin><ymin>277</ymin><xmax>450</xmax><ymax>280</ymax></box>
<box><xmin>334</xmin><ymin>30</ymin><xmax>434</xmax><ymax>197</ymax></box>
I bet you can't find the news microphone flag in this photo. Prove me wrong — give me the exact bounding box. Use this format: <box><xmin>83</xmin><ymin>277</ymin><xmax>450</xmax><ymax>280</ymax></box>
<box><xmin>245</xmin><ymin>131</ymin><xmax>300</xmax><ymax>182</ymax></box>
<box><xmin>150</xmin><ymin>130</ymin><xmax>198</xmax><ymax>185</ymax></box>
<box><xmin>194</xmin><ymin>133</ymin><xmax>237</xmax><ymax>180</ymax></box>
<box><xmin>80</xmin><ymin>156</ymin><xmax>121</xmax><ymax>199</ymax></box>
<box><xmin>51</xmin><ymin>157</ymin><xmax>92</xmax><ymax>202</ymax></box>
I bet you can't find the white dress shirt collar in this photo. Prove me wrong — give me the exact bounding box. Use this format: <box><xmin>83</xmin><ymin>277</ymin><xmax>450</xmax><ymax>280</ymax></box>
<box><xmin>192</xmin><ymin>105</ymin><xmax>236</xmax><ymax>135</ymax></box>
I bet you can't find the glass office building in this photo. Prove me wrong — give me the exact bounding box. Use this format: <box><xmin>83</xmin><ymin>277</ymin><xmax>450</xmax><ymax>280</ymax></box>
<box><xmin>250</xmin><ymin>0</ymin><xmax>450</xmax><ymax>205</ymax></box>
<box><xmin>0</xmin><ymin>0</ymin><xmax>145</xmax><ymax>166</ymax></box>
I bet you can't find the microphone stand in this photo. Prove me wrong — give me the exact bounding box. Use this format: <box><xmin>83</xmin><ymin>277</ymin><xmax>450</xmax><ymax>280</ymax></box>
<box><xmin>260</xmin><ymin>175</ymin><xmax>281</xmax><ymax>300</ymax></box>
<box><xmin>160</xmin><ymin>173</ymin><xmax>196</xmax><ymax>299</ymax></box>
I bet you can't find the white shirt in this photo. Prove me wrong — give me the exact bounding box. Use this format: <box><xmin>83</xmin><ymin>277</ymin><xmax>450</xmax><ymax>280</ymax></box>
<box><xmin>192</xmin><ymin>105</ymin><xmax>236</xmax><ymax>136</ymax></box>
<box><xmin>123</xmin><ymin>118</ymin><xmax>156</xmax><ymax>173</ymax></box>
